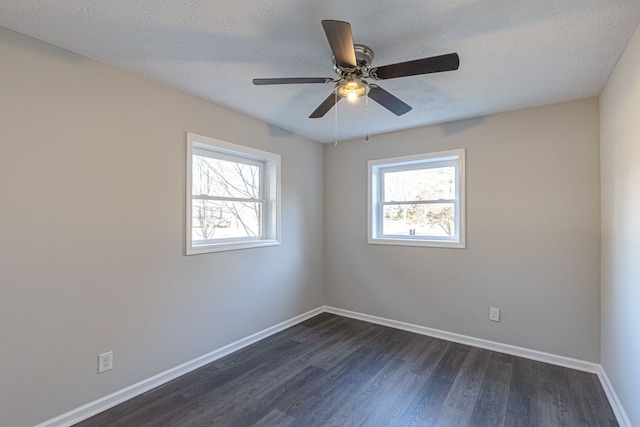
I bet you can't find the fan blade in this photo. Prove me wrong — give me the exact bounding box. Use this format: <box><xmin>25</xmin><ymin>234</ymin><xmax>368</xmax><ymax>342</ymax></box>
<box><xmin>321</xmin><ymin>20</ymin><xmax>357</xmax><ymax>69</ymax></box>
<box><xmin>309</xmin><ymin>92</ymin><xmax>341</xmax><ymax>118</ymax></box>
<box><xmin>253</xmin><ymin>77</ymin><xmax>332</xmax><ymax>85</ymax></box>
<box><xmin>368</xmin><ymin>86</ymin><xmax>412</xmax><ymax>116</ymax></box>
<box><xmin>370</xmin><ymin>53</ymin><xmax>460</xmax><ymax>80</ymax></box>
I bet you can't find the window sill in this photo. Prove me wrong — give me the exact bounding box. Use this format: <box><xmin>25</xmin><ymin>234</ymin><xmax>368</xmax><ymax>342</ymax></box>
<box><xmin>368</xmin><ymin>237</ymin><xmax>465</xmax><ymax>249</ymax></box>
<box><xmin>187</xmin><ymin>239</ymin><xmax>280</xmax><ymax>255</ymax></box>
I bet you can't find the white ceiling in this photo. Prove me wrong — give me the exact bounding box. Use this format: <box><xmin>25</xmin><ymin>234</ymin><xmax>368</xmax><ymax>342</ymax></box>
<box><xmin>2</xmin><ymin>1</ymin><xmax>639</xmax><ymax>143</ymax></box>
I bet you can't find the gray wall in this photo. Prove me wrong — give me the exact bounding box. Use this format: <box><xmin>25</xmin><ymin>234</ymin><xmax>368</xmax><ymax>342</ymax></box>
<box><xmin>600</xmin><ymin>22</ymin><xmax>640</xmax><ymax>427</ymax></box>
<box><xmin>325</xmin><ymin>99</ymin><xmax>601</xmax><ymax>362</ymax></box>
<box><xmin>0</xmin><ymin>27</ymin><xmax>324</xmax><ymax>427</ymax></box>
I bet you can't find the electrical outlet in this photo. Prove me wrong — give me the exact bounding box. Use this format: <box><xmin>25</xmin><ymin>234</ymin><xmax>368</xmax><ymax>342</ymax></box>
<box><xmin>489</xmin><ymin>307</ymin><xmax>500</xmax><ymax>322</ymax></box>
<box><xmin>98</xmin><ymin>351</ymin><xmax>113</xmax><ymax>373</ymax></box>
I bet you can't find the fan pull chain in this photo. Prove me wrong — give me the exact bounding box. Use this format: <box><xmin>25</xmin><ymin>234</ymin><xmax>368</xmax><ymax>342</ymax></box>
<box><xmin>365</xmin><ymin>87</ymin><xmax>370</xmax><ymax>141</ymax></box>
<box><xmin>334</xmin><ymin>87</ymin><xmax>339</xmax><ymax>147</ymax></box>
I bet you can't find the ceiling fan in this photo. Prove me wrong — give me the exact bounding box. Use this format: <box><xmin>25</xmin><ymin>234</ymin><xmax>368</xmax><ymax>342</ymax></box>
<box><xmin>253</xmin><ymin>20</ymin><xmax>460</xmax><ymax>119</ymax></box>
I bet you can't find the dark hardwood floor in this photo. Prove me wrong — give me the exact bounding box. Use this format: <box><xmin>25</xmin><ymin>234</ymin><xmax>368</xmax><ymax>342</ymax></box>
<box><xmin>75</xmin><ymin>313</ymin><xmax>617</xmax><ymax>426</ymax></box>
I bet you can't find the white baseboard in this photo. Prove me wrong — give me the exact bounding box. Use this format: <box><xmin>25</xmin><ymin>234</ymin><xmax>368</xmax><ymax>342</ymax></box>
<box><xmin>324</xmin><ymin>306</ymin><xmax>601</xmax><ymax>373</ymax></box>
<box><xmin>35</xmin><ymin>307</ymin><xmax>324</xmax><ymax>427</ymax></box>
<box><xmin>323</xmin><ymin>306</ymin><xmax>636</xmax><ymax>426</ymax></box>
<box><xmin>598</xmin><ymin>368</ymin><xmax>632</xmax><ymax>427</ymax></box>
<box><xmin>38</xmin><ymin>305</ymin><xmax>629</xmax><ymax>427</ymax></box>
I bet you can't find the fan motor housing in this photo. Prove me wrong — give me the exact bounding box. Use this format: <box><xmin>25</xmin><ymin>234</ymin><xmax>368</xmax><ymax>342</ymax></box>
<box><xmin>332</xmin><ymin>44</ymin><xmax>374</xmax><ymax>76</ymax></box>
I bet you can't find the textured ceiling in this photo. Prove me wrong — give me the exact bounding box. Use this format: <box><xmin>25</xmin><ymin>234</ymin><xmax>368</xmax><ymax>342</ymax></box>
<box><xmin>1</xmin><ymin>1</ymin><xmax>640</xmax><ymax>143</ymax></box>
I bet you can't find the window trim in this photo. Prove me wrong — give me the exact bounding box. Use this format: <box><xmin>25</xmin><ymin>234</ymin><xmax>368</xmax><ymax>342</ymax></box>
<box><xmin>186</xmin><ymin>132</ymin><xmax>280</xmax><ymax>255</ymax></box>
<box><xmin>368</xmin><ymin>148</ymin><xmax>466</xmax><ymax>249</ymax></box>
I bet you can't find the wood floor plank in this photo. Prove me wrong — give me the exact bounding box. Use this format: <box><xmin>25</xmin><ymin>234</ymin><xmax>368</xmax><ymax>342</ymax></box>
<box><xmin>204</xmin><ymin>365</ymin><xmax>326</xmax><ymax>426</ymax></box>
<box><xmin>536</xmin><ymin>362</ymin><xmax>574</xmax><ymax>426</ymax></box>
<box><xmin>361</xmin><ymin>369</ymin><xmax>427</xmax><ymax>426</ymax></box>
<box><xmin>276</xmin><ymin>325</ymin><xmax>401</xmax><ymax>423</ymax></box>
<box><xmin>468</xmin><ymin>353</ymin><xmax>513</xmax><ymax>426</ymax></box>
<box><xmin>292</xmin><ymin>368</ymin><xmax>374</xmax><ymax>426</ymax></box>
<box><xmin>74</xmin><ymin>314</ymin><xmax>618</xmax><ymax>427</ymax></box>
<box><xmin>306</xmin><ymin>321</ymin><xmax>389</xmax><ymax>371</ymax></box>
<box><xmin>409</xmin><ymin>338</ymin><xmax>452</xmax><ymax>375</ymax></box>
<box><xmin>358</xmin><ymin>338</ymin><xmax>453</xmax><ymax>426</ymax></box>
<box><xmin>277</xmin><ymin>331</ymin><xmax>393</xmax><ymax>419</ymax></box>
<box><xmin>565</xmin><ymin>368</ymin><xmax>619</xmax><ymax>426</ymax></box>
<box><xmin>212</xmin><ymin>325</ymin><xmax>308</xmax><ymax>371</ymax></box>
<box><xmin>323</xmin><ymin>357</ymin><xmax>411</xmax><ymax>426</ymax></box>
<box><xmin>292</xmin><ymin>314</ymin><xmax>372</xmax><ymax>344</ymax></box>
<box><xmin>396</xmin><ymin>332</ymin><xmax>438</xmax><ymax>364</ymax></box>
<box><xmin>181</xmin><ymin>337</ymin><xmax>305</xmax><ymax>400</ymax></box>
<box><xmin>504</xmin><ymin>355</ymin><xmax>542</xmax><ymax>427</ymax></box>
<box><xmin>252</xmin><ymin>409</ymin><xmax>296</xmax><ymax>427</ymax></box>
<box><xmin>397</xmin><ymin>342</ymin><xmax>471</xmax><ymax>426</ymax></box>
<box><xmin>434</xmin><ymin>346</ymin><xmax>492</xmax><ymax>426</ymax></box>
<box><xmin>298</xmin><ymin>311</ymin><xmax>336</xmax><ymax>328</ymax></box>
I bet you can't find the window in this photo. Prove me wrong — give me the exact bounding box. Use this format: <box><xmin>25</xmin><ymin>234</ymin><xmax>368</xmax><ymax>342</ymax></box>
<box><xmin>368</xmin><ymin>149</ymin><xmax>465</xmax><ymax>248</ymax></box>
<box><xmin>186</xmin><ymin>133</ymin><xmax>280</xmax><ymax>254</ymax></box>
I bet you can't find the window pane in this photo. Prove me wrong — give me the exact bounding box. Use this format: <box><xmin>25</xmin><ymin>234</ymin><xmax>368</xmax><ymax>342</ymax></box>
<box><xmin>382</xmin><ymin>203</ymin><xmax>455</xmax><ymax>237</ymax></box>
<box><xmin>383</xmin><ymin>167</ymin><xmax>455</xmax><ymax>202</ymax></box>
<box><xmin>192</xmin><ymin>155</ymin><xmax>260</xmax><ymax>199</ymax></box>
<box><xmin>192</xmin><ymin>200</ymin><xmax>262</xmax><ymax>241</ymax></box>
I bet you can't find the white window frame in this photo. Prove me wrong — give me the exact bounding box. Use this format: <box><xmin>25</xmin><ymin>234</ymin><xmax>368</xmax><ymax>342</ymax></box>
<box><xmin>186</xmin><ymin>132</ymin><xmax>280</xmax><ymax>255</ymax></box>
<box><xmin>368</xmin><ymin>148</ymin><xmax>466</xmax><ymax>249</ymax></box>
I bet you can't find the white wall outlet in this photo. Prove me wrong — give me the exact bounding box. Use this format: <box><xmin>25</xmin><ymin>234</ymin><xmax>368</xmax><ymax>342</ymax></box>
<box><xmin>489</xmin><ymin>307</ymin><xmax>500</xmax><ymax>322</ymax></box>
<box><xmin>98</xmin><ymin>351</ymin><xmax>113</xmax><ymax>373</ymax></box>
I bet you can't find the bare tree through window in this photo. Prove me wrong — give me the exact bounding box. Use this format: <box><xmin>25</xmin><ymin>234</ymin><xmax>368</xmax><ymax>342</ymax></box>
<box><xmin>382</xmin><ymin>166</ymin><xmax>456</xmax><ymax>237</ymax></box>
<box><xmin>192</xmin><ymin>154</ymin><xmax>263</xmax><ymax>241</ymax></box>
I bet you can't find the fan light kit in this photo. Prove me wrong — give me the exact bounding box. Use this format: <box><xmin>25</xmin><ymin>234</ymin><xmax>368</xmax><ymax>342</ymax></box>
<box><xmin>337</xmin><ymin>78</ymin><xmax>367</xmax><ymax>101</ymax></box>
<box><xmin>253</xmin><ymin>20</ymin><xmax>460</xmax><ymax>141</ymax></box>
